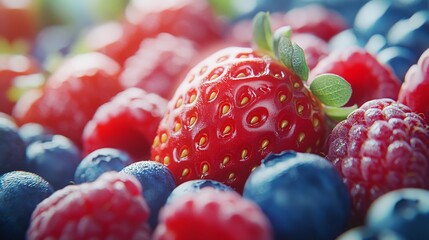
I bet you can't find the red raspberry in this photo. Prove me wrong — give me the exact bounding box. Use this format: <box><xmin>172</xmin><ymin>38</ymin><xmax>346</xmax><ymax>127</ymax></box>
<box><xmin>310</xmin><ymin>48</ymin><xmax>401</xmax><ymax>107</ymax></box>
<box><xmin>327</xmin><ymin>98</ymin><xmax>429</xmax><ymax>225</ymax></box>
<box><xmin>27</xmin><ymin>172</ymin><xmax>151</xmax><ymax>240</ymax></box>
<box><xmin>83</xmin><ymin>88</ymin><xmax>167</xmax><ymax>161</ymax></box>
<box><xmin>153</xmin><ymin>188</ymin><xmax>272</xmax><ymax>240</ymax></box>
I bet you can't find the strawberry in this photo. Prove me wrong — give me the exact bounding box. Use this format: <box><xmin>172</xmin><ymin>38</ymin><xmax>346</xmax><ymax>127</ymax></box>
<box><xmin>398</xmin><ymin>48</ymin><xmax>429</xmax><ymax>120</ymax></box>
<box><xmin>310</xmin><ymin>48</ymin><xmax>401</xmax><ymax>107</ymax></box>
<box><xmin>12</xmin><ymin>52</ymin><xmax>123</xmax><ymax>147</ymax></box>
<box><xmin>326</xmin><ymin>98</ymin><xmax>429</xmax><ymax>225</ymax></box>
<box><xmin>150</xmin><ymin>13</ymin><xmax>355</xmax><ymax>193</ymax></box>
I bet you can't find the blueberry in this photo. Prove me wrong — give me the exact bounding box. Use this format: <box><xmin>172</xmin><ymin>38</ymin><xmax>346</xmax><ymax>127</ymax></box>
<box><xmin>0</xmin><ymin>171</ymin><xmax>54</xmax><ymax>240</ymax></box>
<box><xmin>329</xmin><ymin>29</ymin><xmax>366</xmax><ymax>51</ymax></box>
<box><xmin>166</xmin><ymin>179</ymin><xmax>235</xmax><ymax>204</ymax></box>
<box><xmin>387</xmin><ymin>10</ymin><xmax>429</xmax><ymax>57</ymax></box>
<box><xmin>0</xmin><ymin>119</ymin><xmax>26</xmax><ymax>174</ymax></box>
<box><xmin>354</xmin><ymin>0</ymin><xmax>419</xmax><ymax>40</ymax></box>
<box><xmin>26</xmin><ymin>134</ymin><xmax>81</xmax><ymax>190</ymax></box>
<box><xmin>243</xmin><ymin>151</ymin><xmax>351</xmax><ymax>240</ymax></box>
<box><xmin>377</xmin><ymin>46</ymin><xmax>418</xmax><ymax>81</ymax></box>
<box><xmin>337</xmin><ymin>226</ymin><xmax>405</xmax><ymax>240</ymax></box>
<box><xmin>18</xmin><ymin>123</ymin><xmax>53</xmax><ymax>146</ymax></box>
<box><xmin>74</xmin><ymin>148</ymin><xmax>133</xmax><ymax>184</ymax></box>
<box><xmin>120</xmin><ymin>161</ymin><xmax>176</xmax><ymax>229</ymax></box>
<box><xmin>365</xmin><ymin>188</ymin><xmax>429</xmax><ymax>240</ymax></box>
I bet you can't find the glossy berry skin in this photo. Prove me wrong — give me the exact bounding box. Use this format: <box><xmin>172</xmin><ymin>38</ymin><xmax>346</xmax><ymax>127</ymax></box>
<box><xmin>151</xmin><ymin>47</ymin><xmax>327</xmax><ymax>193</ymax></box>
<box><xmin>310</xmin><ymin>48</ymin><xmax>401</xmax><ymax>107</ymax></box>
<box><xmin>74</xmin><ymin>148</ymin><xmax>133</xmax><ymax>184</ymax></box>
<box><xmin>166</xmin><ymin>179</ymin><xmax>234</xmax><ymax>204</ymax></box>
<box><xmin>26</xmin><ymin>172</ymin><xmax>151</xmax><ymax>240</ymax></box>
<box><xmin>13</xmin><ymin>52</ymin><xmax>123</xmax><ymax>147</ymax></box>
<box><xmin>243</xmin><ymin>151</ymin><xmax>351</xmax><ymax>240</ymax></box>
<box><xmin>153</xmin><ymin>188</ymin><xmax>273</xmax><ymax>240</ymax></box>
<box><xmin>119</xmin><ymin>33</ymin><xmax>198</xmax><ymax>100</ymax></box>
<box><xmin>120</xmin><ymin>160</ymin><xmax>176</xmax><ymax>229</ymax></box>
<box><xmin>0</xmin><ymin>171</ymin><xmax>54</xmax><ymax>240</ymax></box>
<box><xmin>0</xmin><ymin>119</ymin><xmax>26</xmax><ymax>174</ymax></box>
<box><xmin>26</xmin><ymin>135</ymin><xmax>81</xmax><ymax>190</ymax></box>
<box><xmin>327</xmin><ymin>98</ymin><xmax>429</xmax><ymax>225</ymax></box>
<box><xmin>18</xmin><ymin>123</ymin><xmax>53</xmax><ymax>146</ymax></box>
<box><xmin>398</xmin><ymin>48</ymin><xmax>429</xmax><ymax>120</ymax></box>
<box><xmin>366</xmin><ymin>188</ymin><xmax>429</xmax><ymax>240</ymax></box>
<box><xmin>83</xmin><ymin>88</ymin><xmax>167</xmax><ymax>161</ymax></box>
<box><xmin>337</xmin><ymin>226</ymin><xmax>404</xmax><ymax>240</ymax></box>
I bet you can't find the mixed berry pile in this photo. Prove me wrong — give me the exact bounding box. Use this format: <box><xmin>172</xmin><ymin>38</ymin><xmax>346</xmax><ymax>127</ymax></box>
<box><xmin>1</xmin><ymin>0</ymin><xmax>429</xmax><ymax>239</ymax></box>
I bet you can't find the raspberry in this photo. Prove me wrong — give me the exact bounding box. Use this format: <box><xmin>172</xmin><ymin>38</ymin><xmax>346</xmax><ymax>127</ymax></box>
<box><xmin>82</xmin><ymin>88</ymin><xmax>167</xmax><ymax>161</ymax></box>
<box><xmin>327</xmin><ymin>98</ymin><xmax>429</xmax><ymax>225</ymax></box>
<box><xmin>153</xmin><ymin>188</ymin><xmax>272</xmax><ymax>240</ymax></box>
<box><xmin>310</xmin><ymin>48</ymin><xmax>401</xmax><ymax>107</ymax></box>
<box><xmin>27</xmin><ymin>172</ymin><xmax>151</xmax><ymax>240</ymax></box>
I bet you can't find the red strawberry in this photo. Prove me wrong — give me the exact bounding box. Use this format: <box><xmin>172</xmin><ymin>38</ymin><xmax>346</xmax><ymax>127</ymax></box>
<box><xmin>119</xmin><ymin>33</ymin><xmax>198</xmax><ymax>100</ymax></box>
<box><xmin>151</xmin><ymin>46</ymin><xmax>327</xmax><ymax>192</ymax></box>
<box><xmin>310</xmin><ymin>48</ymin><xmax>401</xmax><ymax>107</ymax></box>
<box><xmin>83</xmin><ymin>88</ymin><xmax>168</xmax><ymax>161</ymax></box>
<box><xmin>398</xmin><ymin>48</ymin><xmax>429</xmax><ymax>120</ymax></box>
<box><xmin>13</xmin><ymin>52</ymin><xmax>123</xmax><ymax>147</ymax></box>
<box><xmin>326</xmin><ymin>98</ymin><xmax>429</xmax><ymax>225</ymax></box>
<box><xmin>0</xmin><ymin>54</ymin><xmax>42</xmax><ymax>115</ymax></box>
<box><xmin>152</xmin><ymin>187</ymin><xmax>272</xmax><ymax>240</ymax></box>
<box><xmin>26</xmin><ymin>172</ymin><xmax>151</xmax><ymax>240</ymax></box>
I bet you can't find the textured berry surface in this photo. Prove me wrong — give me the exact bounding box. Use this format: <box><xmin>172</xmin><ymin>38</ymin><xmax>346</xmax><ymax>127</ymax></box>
<box><xmin>26</xmin><ymin>134</ymin><xmax>81</xmax><ymax>190</ymax></box>
<box><xmin>398</xmin><ymin>48</ymin><xmax>429</xmax><ymax>120</ymax></box>
<box><xmin>83</xmin><ymin>88</ymin><xmax>167</xmax><ymax>161</ymax></box>
<box><xmin>0</xmin><ymin>118</ymin><xmax>26</xmax><ymax>174</ymax></box>
<box><xmin>74</xmin><ymin>148</ymin><xmax>133</xmax><ymax>184</ymax></box>
<box><xmin>310</xmin><ymin>48</ymin><xmax>401</xmax><ymax>107</ymax></box>
<box><xmin>327</xmin><ymin>98</ymin><xmax>429</xmax><ymax>224</ymax></box>
<box><xmin>119</xmin><ymin>33</ymin><xmax>198</xmax><ymax>100</ymax></box>
<box><xmin>27</xmin><ymin>172</ymin><xmax>151</xmax><ymax>240</ymax></box>
<box><xmin>244</xmin><ymin>151</ymin><xmax>351</xmax><ymax>240</ymax></box>
<box><xmin>13</xmin><ymin>52</ymin><xmax>123</xmax><ymax>147</ymax></box>
<box><xmin>121</xmin><ymin>161</ymin><xmax>176</xmax><ymax>229</ymax></box>
<box><xmin>0</xmin><ymin>171</ymin><xmax>54</xmax><ymax>240</ymax></box>
<box><xmin>151</xmin><ymin>47</ymin><xmax>326</xmax><ymax>192</ymax></box>
<box><xmin>153</xmin><ymin>188</ymin><xmax>272</xmax><ymax>240</ymax></box>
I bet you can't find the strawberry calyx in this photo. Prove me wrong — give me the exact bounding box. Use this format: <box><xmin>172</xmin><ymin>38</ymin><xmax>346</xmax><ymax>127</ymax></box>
<box><xmin>252</xmin><ymin>12</ymin><xmax>356</xmax><ymax>121</ymax></box>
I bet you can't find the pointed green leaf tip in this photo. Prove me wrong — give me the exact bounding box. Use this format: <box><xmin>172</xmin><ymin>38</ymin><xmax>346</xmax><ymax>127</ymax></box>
<box><xmin>252</xmin><ymin>12</ymin><xmax>273</xmax><ymax>52</ymax></box>
<box><xmin>309</xmin><ymin>73</ymin><xmax>352</xmax><ymax>107</ymax></box>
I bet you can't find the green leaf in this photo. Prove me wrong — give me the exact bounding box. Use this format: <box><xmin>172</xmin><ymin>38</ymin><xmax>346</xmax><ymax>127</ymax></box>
<box><xmin>273</xmin><ymin>26</ymin><xmax>292</xmax><ymax>59</ymax></box>
<box><xmin>309</xmin><ymin>73</ymin><xmax>352</xmax><ymax>107</ymax></box>
<box><xmin>275</xmin><ymin>34</ymin><xmax>309</xmax><ymax>81</ymax></box>
<box><xmin>252</xmin><ymin>12</ymin><xmax>273</xmax><ymax>52</ymax></box>
<box><xmin>324</xmin><ymin>105</ymin><xmax>358</xmax><ymax>121</ymax></box>
<box><xmin>291</xmin><ymin>43</ymin><xmax>309</xmax><ymax>81</ymax></box>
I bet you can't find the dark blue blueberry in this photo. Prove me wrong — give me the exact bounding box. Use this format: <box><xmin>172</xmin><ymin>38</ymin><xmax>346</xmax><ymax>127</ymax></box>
<box><xmin>74</xmin><ymin>148</ymin><xmax>133</xmax><ymax>184</ymax></box>
<box><xmin>377</xmin><ymin>46</ymin><xmax>418</xmax><ymax>82</ymax></box>
<box><xmin>26</xmin><ymin>134</ymin><xmax>81</xmax><ymax>190</ymax></box>
<box><xmin>365</xmin><ymin>188</ymin><xmax>429</xmax><ymax>240</ymax></box>
<box><xmin>354</xmin><ymin>0</ymin><xmax>421</xmax><ymax>40</ymax></box>
<box><xmin>166</xmin><ymin>179</ymin><xmax>235</xmax><ymax>204</ymax></box>
<box><xmin>18</xmin><ymin>123</ymin><xmax>53</xmax><ymax>146</ymax></box>
<box><xmin>0</xmin><ymin>119</ymin><xmax>26</xmax><ymax>174</ymax></box>
<box><xmin>243</xmin><ymin>151</ymin><xmax>351</xmax><ymax>240</ymax></box>
<box><xmin>337</xmin><ymin>226</ymin><xmax>405</xmax><ymax>240</ymax></box>
<box><xmin>0</xmin><ymin>171</ymin><xmax>54</xmax><ymax>240</ymax></box>
<box><xmin>387</xmin><ymin>10</ymin><xmax>429</xmax><ymax>57</ymax></box>
<box><xmin>365</xmin><ymin>34</ymin><xmax>389</xmax><ymax>54</ymax></box>
<box><xmin>120</xmin><ymin>161</ymin><xmax>176</xmax><ymax>229</ymax></box>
